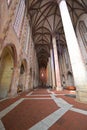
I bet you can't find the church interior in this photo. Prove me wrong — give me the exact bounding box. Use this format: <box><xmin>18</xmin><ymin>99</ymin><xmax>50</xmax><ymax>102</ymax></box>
<box><xmin>0</xmin><ymin>0</ymin><xmax>87</xmax><ymax>129</ymax></box>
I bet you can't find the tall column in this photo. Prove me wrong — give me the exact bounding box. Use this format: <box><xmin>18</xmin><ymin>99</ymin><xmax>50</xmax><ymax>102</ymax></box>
<box><xmin>52</xmin><ymin>36</ymin><xmax>62</xmax><ymax>90</ymax></box>
<box><xmin>58</xmin><ymin>0</ymin><xmax>87</xmax><ymax>102</ymax></box>
<box><xmin>50</xmin><ymin>49</ymin><xmax>56</xmax><ymax>89</ymax></box>
<box><xmin>47</xmin><ymin>57</ymin><xmax>52</xmax><ymax>87</ymax></box>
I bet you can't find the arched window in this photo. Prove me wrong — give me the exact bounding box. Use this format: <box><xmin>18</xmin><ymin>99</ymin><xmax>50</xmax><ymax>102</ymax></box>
<box><xmin>13</xmin><ymin>0</ymin><xmax>25</xmax><ymax>37</ymax></box>
<box><xmin>79</xmin><ymin>21</ymin><xmax>87</xmax><ymax>51</ymax></box>
<box><xmin>20</xmin><ymin>64</ymin><xmax>25</xmax><ymax>74</ymax></box>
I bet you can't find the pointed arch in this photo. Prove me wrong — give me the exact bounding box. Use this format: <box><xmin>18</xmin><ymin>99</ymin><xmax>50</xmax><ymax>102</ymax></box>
<box><xmin>0</xmin><ymin>44</ymin><xmax>17</xmax><ymax>98</ymax></box>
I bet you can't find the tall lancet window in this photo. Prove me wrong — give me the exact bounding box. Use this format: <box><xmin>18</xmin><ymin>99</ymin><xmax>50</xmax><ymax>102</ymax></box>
<box><xmin>13</xmin><ymin>0</ymin><xmax>25</xmax><ymax>37</ymax></box>
<box><xmin>25</xmin><ymin>25</ymin><xmax>30</xmax><ymax>53</ymax></box>
<box><xmin>79</xmin><ymin>21</ymin><xmax>87</xmax><ymax>51</ymax></box>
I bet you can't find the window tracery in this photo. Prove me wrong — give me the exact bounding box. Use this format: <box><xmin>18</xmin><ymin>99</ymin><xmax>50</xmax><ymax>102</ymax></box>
<box><xmin>13</xmin><ymin>0</ymin><xmax>25</xmax><ymax>37</ymax></box>
<box><xmin>79</xmin><ymin>21</ymin><xmax>87</xmax><ymax>51</ymax></box>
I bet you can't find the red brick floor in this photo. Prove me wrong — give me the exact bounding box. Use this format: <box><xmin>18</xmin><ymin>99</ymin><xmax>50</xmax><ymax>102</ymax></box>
<box><xmin>2</xmin><ymin>100</ymin><xmax>58</xmax><ymax>130</ymax></box>
<box><xmin>49</xmin><ymin>111</ymin><xmax>87</xmax><ymax>130</ymax></box>
<box><xmin>0</xmin><ymin>97</ymin><xmax>20</xmax><ymax>112</ymax></box>
<box><xmin>31</xmin><ymin>89</ymin><xmax>50</xmax><ymax>95</ymax></box>
<box><xmin>56</xmin><ymin>95</ymin><xmax>87</xmax><ymax>110</ymax></box>
<box><xmin>0</xmin><ymin>89</ymin><xmax>87</xmax><ymax>130</ymax></box>
<box><xmin>26</xmin><ymin>96</ymin><xmax>51</xmax><ymax>98</ymax></box>
<box><xmin>0</xmin><ymin>91</ymin><xmax>29</xmax><ymax>112</ymax></box>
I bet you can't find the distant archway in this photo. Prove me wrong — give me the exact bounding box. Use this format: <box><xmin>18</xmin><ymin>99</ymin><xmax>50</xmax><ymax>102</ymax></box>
<box><xmin>0</xmin><ymin>46</ymin><xmax>14</xmax><ymax>99</ymax></box>
<box><xmin>62</xmin><ymin>75</ymin><xmax>66</xmax><ymax>88</ymax></box>
<box><xmin>39</xmin><ymin>67</ymin><xmax>47</xmax><ymax>87</ymax></box>
<box><xmin>67</xmin><ymin>72</ymin><xmax>74</xmax><ymax>86</ymax></box>
<box><xmin>66</xmin><ymin>71</ymin><xmax>76</xmax><ymax>90</ymax></box>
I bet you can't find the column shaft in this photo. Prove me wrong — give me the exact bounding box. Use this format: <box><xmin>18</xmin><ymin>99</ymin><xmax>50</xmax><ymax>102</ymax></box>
<box><xmin>50</xmin><ymin>49</ymin><xmax>56</xmax><ymax>89</ymax></box>
<box><xmin>47</xmin><ymin>58</ymin><xmax>52</xmax><ymax>87</ymax></box>
<box><xmin>58</xmin><ymin>0</ymin><xmax>87</xmax><ymax>102</ymax></box>
<box><xmin>52</xmin><ymin>36</ymin><xmax>62</xmax><ymax>90</ymax></box>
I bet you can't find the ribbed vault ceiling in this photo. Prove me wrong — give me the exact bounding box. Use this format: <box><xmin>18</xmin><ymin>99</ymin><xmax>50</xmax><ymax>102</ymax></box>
<box><xmin>26</xmin><ymin>0</ymin><xmax>87</xmax><ymax>68</ymax></box>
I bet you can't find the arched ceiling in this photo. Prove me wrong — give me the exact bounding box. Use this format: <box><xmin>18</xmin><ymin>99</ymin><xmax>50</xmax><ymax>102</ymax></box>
<box><xmin>26</xmin><ymin>0</ymin><xmax>87</xmax><ymax>68</ymax></box>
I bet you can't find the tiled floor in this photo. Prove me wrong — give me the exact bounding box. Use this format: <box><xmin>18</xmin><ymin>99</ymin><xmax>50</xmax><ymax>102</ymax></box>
<box><xmin>0</xmin><ymin>88</ymin><xmax>87</xmax><ymax>130</ymax></box>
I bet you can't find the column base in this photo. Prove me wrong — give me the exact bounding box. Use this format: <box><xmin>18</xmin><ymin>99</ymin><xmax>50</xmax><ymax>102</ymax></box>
<box><xmin>8</xmin><ymin>92</ymin><xmax>18</xmax><ymax>98</ymax></box>
<box><xmin>52</xmin><ymin>86</ymin><xmax>56</xmax><ymax>89</ymax></box>
<box><xmin>76</xmin><ymin>90</ymin><xmax>87</xmax><ymax>103</ymax></box>
<box><xmin>56</xmin><ymin>86</ymin><xmax>63</xmax><ymax>91</ymax></box>
<box><xmin>8</xmin><ymin>87</ymin><xmax>18</xmax><ymax>98</ymax></box>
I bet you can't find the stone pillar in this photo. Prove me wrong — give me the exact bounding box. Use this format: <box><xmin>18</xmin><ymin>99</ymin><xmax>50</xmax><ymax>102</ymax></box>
<box><xmin>58</xmin><ymin>0</ymin><xmax>87</xmax><ymax>102</ymax></box>
<box><xmin>49</xmin><ymin>57</ymin><xmax>53</xmax><ymax>87</ymax></box>
<box><xmin>50</xmin><ymin>49</ymin><xmax>56</xmax><ymax>89</ymax></box>
<box><xmin>52</xmin><ymin>36</ymin><xmax>62</xmax><ymax>90</ymax></box>
<box><xmin>47</xmin><ymin>57</ymin><xmax>52</xmax><ymax>87</ymax></box>
<box><xmin>10</xmin><ymin>67</ymin><xmax>19</xmax><ymax>96</ymax></box>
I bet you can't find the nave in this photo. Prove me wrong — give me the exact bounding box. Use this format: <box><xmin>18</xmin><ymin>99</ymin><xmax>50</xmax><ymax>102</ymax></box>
<box><xmin>0</xmin><ymin>88</ymin><xmax>87</xmax><ymax>130</ymax></box>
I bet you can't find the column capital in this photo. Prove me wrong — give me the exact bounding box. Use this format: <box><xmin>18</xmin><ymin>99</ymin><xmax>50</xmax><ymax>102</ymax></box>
<box><xmin>56</xmin><ymin>0</ymin><xmax>61</xmax><ymax>4</ymax></box>
<box><xmin>51</xmin><ymin>32</ymin><xmax>56</xmax><ymax>38</ymax></box>
<box><xmin>57</xmin><ymin>0</ymin><xmax>66</xmax><ymax>4</ymax></box>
